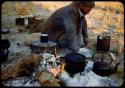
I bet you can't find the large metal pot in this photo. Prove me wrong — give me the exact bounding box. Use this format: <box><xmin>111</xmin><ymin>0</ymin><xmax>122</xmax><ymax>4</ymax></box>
<box><xmin>60</xmin><ymin>53</ymin><xmax>87</xmax><ymax>76</ymax></box>
<box><xmin>92</xmin><ymin>52</ymin><xmax>120</xmax><ymax>76</ymax></box>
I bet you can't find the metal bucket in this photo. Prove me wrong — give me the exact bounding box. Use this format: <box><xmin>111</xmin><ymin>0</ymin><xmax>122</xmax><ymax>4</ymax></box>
<box><xmin>96</xmin><ymin>36</ymin><xmax>110</xmax><ymax>52</ymax></box>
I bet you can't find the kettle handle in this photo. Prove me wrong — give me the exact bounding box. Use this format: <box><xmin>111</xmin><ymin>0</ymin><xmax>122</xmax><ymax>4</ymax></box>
<box><xmin>109</xmin><ymin>52</ymin><xmax>118</xmax><ymax>65</ymax></box>
<box><xmin>92</xmin><ymin>51</ymin><xmax>114</xmax><ymax>64</ymax></box>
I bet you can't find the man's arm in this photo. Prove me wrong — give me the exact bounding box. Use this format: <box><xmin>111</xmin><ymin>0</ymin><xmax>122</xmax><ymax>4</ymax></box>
<box><xmin>63</xmin><ymin>15</ymin><xmax>79</xmax><ymax>52</ymax></box>
<box><xmin>82</xmin><ymin>16</ymin><xmax>88</xmax><ymax>46</ymax></box>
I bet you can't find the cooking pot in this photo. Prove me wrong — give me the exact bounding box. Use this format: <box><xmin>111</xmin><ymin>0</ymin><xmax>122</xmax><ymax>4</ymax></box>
<box><xmin>0</xmin><ymin>39</ymin><xmax>10</xmax><ymax>63</ymax></box>
<box><xmin>92</xmin><ymin>51</ymin><xmax>120</xmax><ymax>76</ymax></box>
<box><xmin>59</xmin><ymin>53</ymin><xmax>87</xmax><ymax>76</ymax></box>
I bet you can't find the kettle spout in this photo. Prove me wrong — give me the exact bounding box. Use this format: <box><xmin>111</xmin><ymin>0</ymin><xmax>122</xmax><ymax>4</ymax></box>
<box><xmin>115</xmin><ymin>62</ymin><xmax>120</xmax><ymax>70</ymax></box>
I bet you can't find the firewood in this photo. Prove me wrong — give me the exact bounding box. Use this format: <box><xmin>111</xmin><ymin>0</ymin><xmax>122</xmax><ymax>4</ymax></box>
<box><xmin>1</xmin><ymin>55</ymin><xmax>42</xmax><ymax>80</ymax></box>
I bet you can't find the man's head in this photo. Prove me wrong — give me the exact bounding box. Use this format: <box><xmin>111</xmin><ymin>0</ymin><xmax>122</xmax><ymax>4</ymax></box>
<box><xmin>75</xmin><ymin>1</ymin><xmax>95</xmax><ymax>15</ymax></box>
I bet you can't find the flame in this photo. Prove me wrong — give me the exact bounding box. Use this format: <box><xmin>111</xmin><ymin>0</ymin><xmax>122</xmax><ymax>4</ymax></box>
<box><xmin>60</xmin><ymin>63</ymin><xmax>65</xmax><ymax>73</ymax></box>
<box><xmin>48</xmin><ymin>63</ymin><xmax>65</xmax><ymax>77</ymax></box>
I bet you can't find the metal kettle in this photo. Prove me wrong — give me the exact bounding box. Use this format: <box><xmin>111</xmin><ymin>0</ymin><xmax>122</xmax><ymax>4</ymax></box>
<box><xmin>92</xmin><ymin>51</ymin><xmax>120</xmax><ymax>76</ymax></box>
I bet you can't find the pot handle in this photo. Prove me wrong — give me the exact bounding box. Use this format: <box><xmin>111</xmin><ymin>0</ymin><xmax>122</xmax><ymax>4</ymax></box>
<box><xmin>109</xmin><ymin>52</ymin><xmax>118</xmax><ymax>65</ymax></box>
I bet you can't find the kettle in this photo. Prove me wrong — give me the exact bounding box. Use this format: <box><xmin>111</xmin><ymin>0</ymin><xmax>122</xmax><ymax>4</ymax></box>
<box><xmin>92</xmin><ymin>51</ymin><xmax>120</xmax><ymax>76</ymax></box>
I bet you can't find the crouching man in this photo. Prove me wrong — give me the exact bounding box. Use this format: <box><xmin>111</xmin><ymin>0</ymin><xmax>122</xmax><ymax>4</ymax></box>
<box><xmin>31</xmin><ymin>1</ymin><xmax>95</xmax><ymax>52</ymax></box>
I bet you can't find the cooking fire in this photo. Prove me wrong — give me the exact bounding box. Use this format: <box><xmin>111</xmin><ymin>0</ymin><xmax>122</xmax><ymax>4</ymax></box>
<box><xmin>1</xmin><ymin>51</ymin><xmax>122</xmax><ymax>87</ymax></box>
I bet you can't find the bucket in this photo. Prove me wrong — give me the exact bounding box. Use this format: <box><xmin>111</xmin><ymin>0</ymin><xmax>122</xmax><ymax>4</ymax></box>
<box><xmin>96</xmin><ymin>36</ymin><xmax>110</xmax><ymax>52</ymax></box>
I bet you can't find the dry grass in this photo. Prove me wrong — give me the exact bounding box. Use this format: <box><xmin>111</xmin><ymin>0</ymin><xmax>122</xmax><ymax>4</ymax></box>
<box><xmin>33</xmin><ymin>1</ymin><xmax>71</xmax><ymax>12</ymax></box>
<box><xmin>95</xmin><ymin>2</ymin><xmax>124</xmax><ymax>14</ymax></box>
<box><xmin>87</xmin><ymin>2</ymin><xmax>124</xmax><ymax>35</ymax></box>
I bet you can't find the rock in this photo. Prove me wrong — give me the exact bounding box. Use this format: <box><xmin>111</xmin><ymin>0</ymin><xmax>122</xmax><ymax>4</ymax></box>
<box><xmin>35</xmin><ymin>71</ymin><xmax>61</xmax><ymax>87</ymax></box>
<box><xmin>1</xmin><ymin>29</ymin><xmax>10</xmax><ymax>34</ymax></box>
<box><xmin>78</xmin><ymin>48</ymin><xmax>94</xmax><ymax>58</ymax></box>
<box><xmin>24</xmin><ymin>33</ymin><xmax>41</xmax><ymax>46</ymax></box>
<box><xmin>1</xmin><ymin>54</ymin><xmax>42</xmax><ymax>80</ymax></box>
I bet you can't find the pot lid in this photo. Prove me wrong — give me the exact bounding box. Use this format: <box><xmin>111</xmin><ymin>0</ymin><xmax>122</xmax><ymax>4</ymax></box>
<box><xmin>31</xmin><ymin>41</ymin><xmax>57</xmax><ymax>48</ymax></box>
<box><xmin>65</xmin><ymin>53</ymin><xmax>86</xmax><ymax>63</ymax></box>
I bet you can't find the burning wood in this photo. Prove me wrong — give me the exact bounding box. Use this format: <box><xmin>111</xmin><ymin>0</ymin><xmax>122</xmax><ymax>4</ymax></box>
<box><xmin>47</xmin><ymin>63</ymin><xmax>65</xmax><ymax>77</ymax></box>
<box><xmin>48</xmin><ymin>67</ymin><xmax>61</xmax><ymax>77</ymax></box>
<box><xmin>1</xmin><ymin>55</ymin><xmax>42</xmax><ymax>80</ymax></box>
<box><xmin>35</xmin><ymin>71</ymin><xmax>61</xmax><ymax>87</ymax></box>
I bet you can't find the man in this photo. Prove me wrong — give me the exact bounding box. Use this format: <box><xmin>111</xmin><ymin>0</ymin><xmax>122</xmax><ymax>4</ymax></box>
<box><xmin>31</xmin><ymin>1</ymin><xmax>95</xmax><ymax>52</ymax></box>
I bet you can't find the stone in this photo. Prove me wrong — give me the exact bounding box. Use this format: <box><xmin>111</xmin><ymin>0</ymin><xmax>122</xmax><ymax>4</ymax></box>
<box><xmin>35</xmin><ymin>71</ymin><xmax>61</xmax><ymax>87</ymax></box>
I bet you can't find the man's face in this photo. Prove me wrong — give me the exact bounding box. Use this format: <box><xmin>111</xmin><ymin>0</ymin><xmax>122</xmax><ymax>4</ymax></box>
<box><xmin>78</xmin><ymin>4</ymin><xmax>92</xmax><ymax>15</ymax></box>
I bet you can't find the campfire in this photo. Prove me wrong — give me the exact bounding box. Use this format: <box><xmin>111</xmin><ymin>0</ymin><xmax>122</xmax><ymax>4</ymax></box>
<box><xmin>2</xmin><ymin>51</ymin><xmax>121</xmax><ymax>87</ymax></box>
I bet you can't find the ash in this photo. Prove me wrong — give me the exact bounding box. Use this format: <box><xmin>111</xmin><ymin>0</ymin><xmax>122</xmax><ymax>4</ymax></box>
<box><xmin>2</xmin><ymin>77</ymin><xmax>41</xmax><ymax>87</ymax></box>
<box><xmin>37</xmin><ymin>53</ymin><xmax>59</xmax><ymax>71</ymax></box>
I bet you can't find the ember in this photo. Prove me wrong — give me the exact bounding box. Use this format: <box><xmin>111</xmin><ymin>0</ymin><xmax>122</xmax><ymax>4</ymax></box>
<box><xmin>48</xmin><ymin>67</ymin><xmax>60</xmax><ymax>77</ymax></box>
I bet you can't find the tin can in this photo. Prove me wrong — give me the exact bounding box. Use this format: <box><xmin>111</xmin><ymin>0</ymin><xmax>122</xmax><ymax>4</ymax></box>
<box><xmin>96</xmin><ymin>35</ymin><xmax>110</xmax><ymax>52</ymax></box>
<box><xmin>40</xmin><ymin>34</ymin><xmax>48</xmax><ymax>43</ymax></box>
